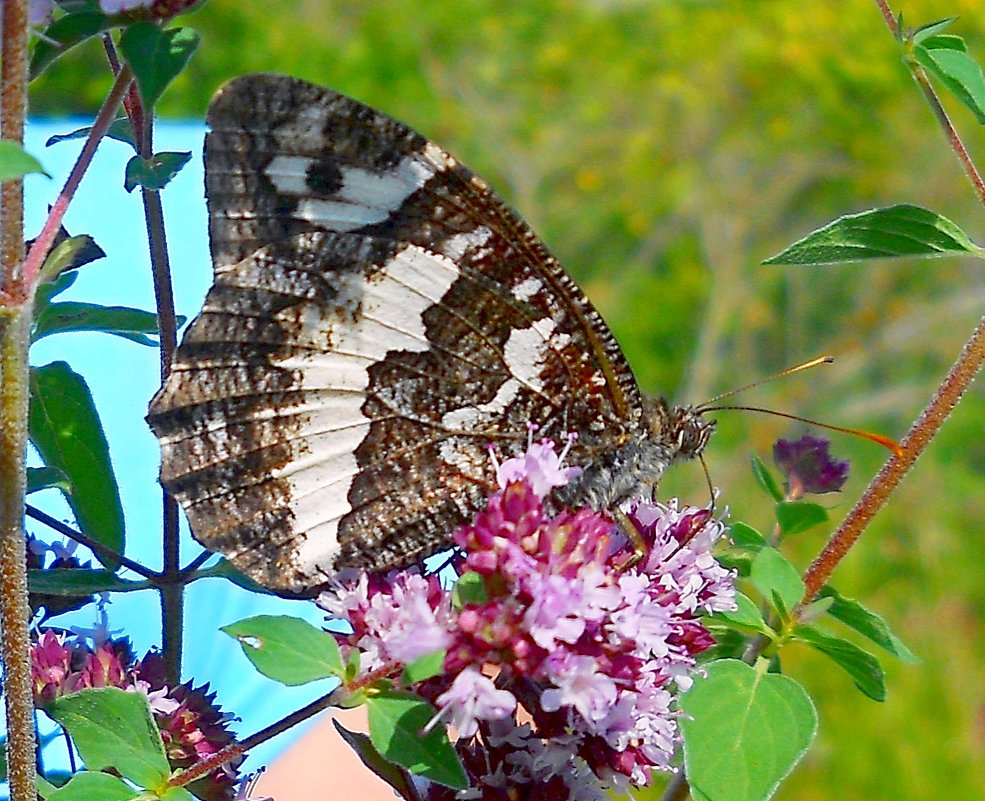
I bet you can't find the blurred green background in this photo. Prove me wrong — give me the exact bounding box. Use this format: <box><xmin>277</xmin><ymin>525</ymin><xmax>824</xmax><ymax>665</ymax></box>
<box><xmin>31</xmin><ymin>0</ymin><xmax>985</xmax><ymax>798</ymax></box>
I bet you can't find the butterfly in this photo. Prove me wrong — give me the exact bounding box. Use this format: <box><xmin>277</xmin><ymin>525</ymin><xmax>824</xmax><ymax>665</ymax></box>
<box><xmin>146</xmin><ymin>74</ymin><xmax>714</xmax><ymax>595</ymax></box>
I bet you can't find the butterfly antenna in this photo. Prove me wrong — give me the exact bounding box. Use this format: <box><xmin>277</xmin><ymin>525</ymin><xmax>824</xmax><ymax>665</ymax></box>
<box><xmin>698</xmin><ymin>355</ymin><xmax>835</xmax><ymax>409</ymax></box>
<box><xmin>701</xmin><ymin>404</ymin><xmax>902</xmax><ymax>456</ymax></box>
<box><xmin>699</xmin><ymin>454</ymin><xmax>717</xmax><ymax>512</ymax></box>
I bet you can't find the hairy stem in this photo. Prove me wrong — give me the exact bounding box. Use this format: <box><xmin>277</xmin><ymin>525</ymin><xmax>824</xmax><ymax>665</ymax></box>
<box><xmin>0</xmin><ymin>3</ymin><xmax>38</xmax><ymax>799</ymax></box>
<box><xmin>1</xmin><ymin>0</ymin><xmax>28</xmax><ymax>282</ymax></box>
<box><xmin>802</xmin><ymin>314</ymin><xmax>985</xmax><ymax>598</ymax></box>
<box><xmin>0</xmin><ymin>307</ymin><xmax>36</xmax><ymax>801</ymax></box>
<box><xmin>17</xmin><ymin>66</ymin><xmax>133</xmax><ymax>300</ymax></box>
<box><xmin>799</xmin><ymin>2</ymin><xmax>985</xmax><ymax>600</ymax></box>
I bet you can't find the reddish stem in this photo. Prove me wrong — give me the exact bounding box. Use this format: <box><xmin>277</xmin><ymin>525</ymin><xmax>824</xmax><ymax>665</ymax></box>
<box><xmin>10</xmin><ymin>66</ymin><xmax>133</xmax><ymax>303</ymax></box>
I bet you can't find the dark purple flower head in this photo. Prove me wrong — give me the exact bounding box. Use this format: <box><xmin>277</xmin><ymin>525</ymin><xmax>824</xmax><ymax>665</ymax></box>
<box><xmin>30</xmin><ymin>614</ymin><xmax>242</xmax><ymax>800</ymax></box>
<box><xmin>773</xmin><ymin>434</ymin><xmax>850</xmax><ymax>496</ymax></box>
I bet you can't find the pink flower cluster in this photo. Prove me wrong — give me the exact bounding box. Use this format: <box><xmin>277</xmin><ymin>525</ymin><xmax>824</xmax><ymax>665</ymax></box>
<box><xmin>31</xmin><ymin>623</ymin><xmax>240</xmax><ymax>801</ymax></box>
<box><xmin>320</xmin><ymin>439</ymin><xmax>736</xmax><ymax>799</ymax></box>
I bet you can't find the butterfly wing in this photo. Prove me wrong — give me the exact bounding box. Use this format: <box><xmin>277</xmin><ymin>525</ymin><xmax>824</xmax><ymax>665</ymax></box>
<box><xmin>148</xmin><ymin>74</ymin><xmax>646</xmax><ymax>593</ymax></box>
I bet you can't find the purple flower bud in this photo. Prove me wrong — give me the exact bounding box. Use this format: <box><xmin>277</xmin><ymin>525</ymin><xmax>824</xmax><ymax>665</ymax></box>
<box><xmin>773</xmin><ymin>434</ymin><xmax>850</xmax><ymax>495</ymax></box>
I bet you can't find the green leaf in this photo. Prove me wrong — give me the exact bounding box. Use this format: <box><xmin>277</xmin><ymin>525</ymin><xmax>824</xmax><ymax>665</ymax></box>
<box><xmin>729</xmin><ymin>522</ymin><xmax>768</xmax><ymax>550</ymax></box>
<box><xmin>681</xmin><ymin>659</ymin><xmax>817</xmax><ymax>801</ymax></box>
<box><xmin>35</xmin><ymin>269</ymin><xmax>79</xmax><ymax>311</ymax></box>
<box><xmin>48</xmin><ymin>688</ymin><xmax>169</xmax><ymax>788</ymax></box>
<box><xmin>36</xmin><ymin>775</ymin><xmax>58</xmax><ymax>799</ymax></box>
<box><xmin>0</xmin><ymin>140</ymin><xmax>49</xmax><ymax>181</ymax></box>
<box><xmin>367</xmin><ymin>690</ymin><xmax>468</xmax><ymax>790</ymax></box>
<box><xmin>750</xmin><ymin>548</ymin><xmax>804</xmax><ymax>614</ymax></box>
<box><xmin>402</xmin><ymin>650</ymin><xmax>446</xmax><ymax>685</ymax></box>
<box><xmin>750</xmin><ymin>453</ymin><xmax>784</xmax><ymax>501</ymax></box>
<box><xmin>775</xmin><ymin>501</ymin><xmax>828</xmax><ymax>538</ymax></box>
<box><xmin>29</xmin><ymin>362</ymin><xmax>125</xmax><ymax>568</ymax></box>
<box><xmin>333</xmin><ymin>720</ymin><xmax>420</xmax><ymax>800</ymax></box>
<box><xmin>27</xmin><ymin>466</ymin><xmax>72</xmax><ymax>495</ymax></box>
<box><xmin>792</xmin><ymin>624</ymin><xmax>886</xmax><ymax>701</ymax></box>
<box><xmin>161</xmin><ymin>787</ymin><xmax>196</xmax><ymax>801</ymax></box>
<box><xmin>452</xmin><ymin>571</ymin><xmax>488</xmax><ymax>607</ymax></box>
<box><xmin>47</xmin><ymin>771</ymin><xmax>139</xmax><ymax>801</ymax></box>
<box><xmin>797</xmin><ymin>595</ymin><xmax>835</xmax><ymax>625</ymax></box>
<box><xmin>35</xmin><ymin>235</ymin><xmax>106</xmax><ymax>289</ymax></box>
<box><xmin>30</xmin><ymin>11</ymin><xmax>114</xmax><ymax>78</ymax></box>
<box><xmin>120</xmin><ymin>23</ymin><xmax>200</xmax><ymax>109</ymax></box>
<box><xmin>912</xmin><ymin>17</ymin><xmax>958</xmax><ymax>43</ymax></box>
<box><xmin>124</xmin><ymin>151</ymin><xmax>192</xmax><ymax>193</ymax></box>
<box><xmin>33</xmin><ymin>301</ymin><xmax>185</xmax><ymax>346</ymax></box>
<box><xmin>917</xmin><ymin>33</ymin><xmax>966</xmax><ymax>52</ymax></box>
<box><xmin>222</xmin><ymin>615</ymin><xmax>343</xmax><ymax>685</ymax></box>
<box><xmin>916</xmin><ymin>37</ymin><xmax>985</xmax><ymax>124</ymax></box>
<box><xmin>191</xmin><ymin>557</ymin><xmax>274</xmax><ymax>593</ymax></box>
<box><xmin>713</xmin><ymin>551</ymin><xmax>755</xmax><ymax>576</ymax></box>
<box><xmin>817</xmin><ymin>586</ymin><xmax>917</xmax><ymax>662</ymax></box>
<box><xmin>712</xmin><ymin>592</ymin><xmax>771</xmax><ymax>635</ymax></box>
<box><xmin>46</xmin><ymin>118</ymin><xmax>137</xmax><ymax>151</ymax></box>
<box><xmin>29</xmin><ymin>568</ymin><xmax>149</xmax><ymax>595</ymax></box>
<box><xmin>763</xmin><ymin>204</ymin><xmax>985</xmax><ymax>265</ymax></box>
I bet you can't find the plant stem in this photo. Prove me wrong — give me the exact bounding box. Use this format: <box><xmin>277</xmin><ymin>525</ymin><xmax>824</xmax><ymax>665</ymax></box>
<box><xmin>25</xmin><ymin>503</ymin><xmax>159</xmax><ymax>579</ymax></box>
<box><xmin>1</xmin><ymin>0</ymin><xmax>28</xmax><ymax>282</ymax></box>
<box><xmin>0</xmin><ymin>3</ymin><xmax>38</xmax><ymax>800</ymax></box>
<box><xmin>133</xmin><ymin>84</ymin><xmax>184</xmax><ymax>689</ymax></box>
<box><xmin>802</xmin><ymin>313</ymin><xmax>985</xmax><ymax>599</ymax></box>
<box><xmin>0</xmin><ymin>307</ymin><xmax>36</xmax><ymax>801</ymax></box>
<box><xmin>16</xmin><ymin>65</ymin><xmax>133</xmax><ymax>301</ymax></box>
<box><xmin>167</xmin><ymin>689</ymin><xmax>344</xmax><ymax>788</ymax></box>
<box><xmin>799</xmin><ymin>3</ymin><xmax>985</xmax><ymax>601</ymax></box>
<box><xmin>872</xmin><ymin>0</ymin><xmax>898</xmax><ymax>34</ymax></box>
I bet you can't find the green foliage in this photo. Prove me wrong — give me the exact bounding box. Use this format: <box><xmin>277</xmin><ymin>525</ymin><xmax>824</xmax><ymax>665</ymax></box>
<box><xmin>29</xmin><ymin>362</ymin><xmax>125</xmax><ymax>568</ymax></box>
<box><xmin>0</xmin><ymin>140</ymin><xmax>49</xmax><ymax>180</ymax></box>
<box><xmin>221</xmin><ymin>614</ymin><xmax>344</xmax><ymax>685</ymax></box>
<box><xmin>763</xmin><ymin>204</ymin><xmax>985</xmax><ymax>264</ymax></box>
<box><xmin>817</xmin><ymin>586</ymin><xmax>918</xmax><ymax>662</ymax></box>
<box><xmin>451</xmin><ymin>570</ymin><xmax>488</xmax><ymax>607</ymax></box>
<box><xmin>775</xmin><ymin>501</ymin><xmax>829</xmax><ymax>538</ymax></box>
<box><xmin>681</xmin><ymin>660</ymin><xmax>818</xmax><ymax>801</ymax></box>
<box><xmin>30</xmin><ymin>9</ymin><xmax>114</xmax><ymax>78</ymax></box>
<box><xmin>34</xmin><ymin>301</ymin><xmax>184</xmax><ymax>347</ymax></box>
<box><xmin>401</xmin><ymin>650</ymin><xmax>447</xmax><ymax>685</ymax></box>
<box><xmin>750</xmin><ymin>548</ymin><xmax>805</xmax><ymax>614</ymax></box>
<box><xmin>914</xmin><ymin>34</ymin><xmax>985</xmax><ymax>123</ymax></box>
<box><xmin>26</xmin><ymin>466</ymin><xmax>71</xmax><ymax>495</ymax></box>
<box><xmin>366</xmin><ymin>690</ymin><xmax>468</xmax><ymax>790</ymax></box>
<box><xmin>47</xmin><ymin>688</ymin><xmax>170</xmax><ymax>790</ymax></box>
<box><xmin>46</xmin><ymin>771</ymin><xmax>139</xmax><ymax>801</ymax></box>
<box><xmin>120</xmin><ymin>23</ymin><xmax>201</xmax><ymax>109</ymax></box>
<box><xmin>35</xmin><ymin>237</ymin><xmax>105</xmax><ymax>289</ymax></box>
<box><xmin>46</xmin><ymin>118</ymin><xmax>137</xmax><ymax>150</ymax></box>
<box><xmin>713</xmin><ymin>592</ymin><xmax>772</xmax><ymax>636</ymax></box>
<box><xmin>28</xmin><ymin>568</ymin><xmax>148</xmax><ymax>596</ymax></box>
<box><xmin>750</xmin><ymin>454</ymin><xmax>784</xmax><ymax>502</ymax></box>
<box><xmin>792</xmin><ymin>625</ymin><xmax>886</xmax><ymax>701</ymax></box>
<box><xmin>729</xmin><ymin>522</ymin><xmax>769</xmax><ymax>551</ymax></box>
<box><xmin>332</xmin><ymin>720</ymin><xmax>421</xmax><ymax>799</ymax></box>
<box><xmin>123</xmin><ymin>151</ymin><xmax>191</xmax><ymax>192</ymax></box>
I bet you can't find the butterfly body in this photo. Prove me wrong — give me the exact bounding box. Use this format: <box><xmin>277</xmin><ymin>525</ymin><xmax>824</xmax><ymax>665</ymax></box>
<box><xmin>147</xmin><ymin>74</ymin><xmax>713</xmax><ymax>594</ymax></box>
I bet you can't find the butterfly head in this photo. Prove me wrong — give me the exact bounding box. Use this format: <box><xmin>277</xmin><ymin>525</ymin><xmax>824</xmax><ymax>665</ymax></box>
<box><xmin>645</xmin><ymin>397</ymin><xmax>716</xmax><ymax>461</ymax></box>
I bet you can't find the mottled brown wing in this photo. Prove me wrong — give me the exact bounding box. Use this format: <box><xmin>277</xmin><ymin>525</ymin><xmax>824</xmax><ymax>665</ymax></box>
<box><xmin>147</xmin><ymin>74</ymin><xmax>646</xmax><ymax>593</ymax></box>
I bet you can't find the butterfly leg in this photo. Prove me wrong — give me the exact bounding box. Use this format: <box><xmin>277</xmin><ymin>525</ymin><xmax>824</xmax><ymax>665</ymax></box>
<box><xmin>611</xmin><ymin>507</ymin><xmax>647</xmax><ymax>571</ymax></box>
